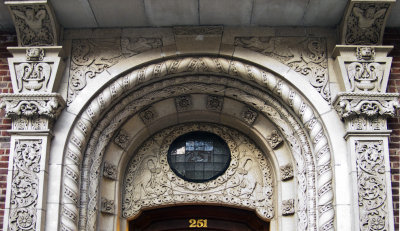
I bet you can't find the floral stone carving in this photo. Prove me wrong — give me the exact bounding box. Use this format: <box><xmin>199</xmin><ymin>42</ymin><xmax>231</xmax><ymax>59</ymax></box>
<box><xmin>103</xmin><ymin>162</ymin><xmax>117</xmax><ymax>180</ymax></box>
<box><xmin>101</xmin><ymin>198</ymin><xmax>115</xmax><ymax>215</ymax></box>
<box><xmin>282</xmin><ymin>199</ymin><xmax>295</xmax><ymax>216</ymax></box>
<box><xmin>342</xmin><ymin>2</ymin><xmax>393</xmax><ymax>45</ymax></box>
<box><xmin>68</xmin><ymin>38</ymin><xmax>162</xmax><ymax>105</ymax></box>
<box><xmin>8</xmin><ymin>140</ymin><xmax>42</xmax><ymax>231</ymax></box>
<box><xmin>235</xmin><ymin>37</ymin><xmax>330</xmax><ymax>102</ymax></box>
<box><xmin>175</xmin><ymin>95</ymin><xmax>192</xmax><ymax>111</ymax></box>
<box><xmin>139</xmin><ymin>106</ymin><xmax>158</xmax><ymax>124</ymax></box>
<box><xmin>280</xmin><ymin>164</ymin><xmax>294</xmax><ymax>181</ymax></box>
<box><xmin>206</xmin><ymin>95</ymin><xmax>223</xmax><ymax>111</ymax></box>
<box><xmin>241</xmin><ymin>106</ymin><xmax>258</xmax><ymax>125</ymax></box>
<box><xmin>122</xmin><ymin>123</ymin><xmax>274</xmax><ymax>220</ymax></box>
<box><xmin>114</xmin><ymin>129</ymin><xmax>131</xmax><ymax>149</ymax></box>
<box><xmin>7</xmin><ymin>2</ymin><xmax>59</xmax><ymax>46</ymax></box>
<box><xmin>267</xmin><ymin>130</ymin><xmax>283</xmax><ymax>149</ymax></box>
<box><xmin>356</xmin><ymin>141</ymin><xmax>388</xmax><ymax>231</ymax></box>
<box><xmin>14</xmin><ymin>62</ymin><xmax>52</xmax><ymax>92</ymax></box>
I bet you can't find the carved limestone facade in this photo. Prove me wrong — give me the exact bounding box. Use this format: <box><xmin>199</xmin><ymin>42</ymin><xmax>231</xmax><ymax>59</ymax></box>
<box><xmin>0</xmin><ymin>0</ymin><xmax>399</xmax><ymax>230</ymax></box>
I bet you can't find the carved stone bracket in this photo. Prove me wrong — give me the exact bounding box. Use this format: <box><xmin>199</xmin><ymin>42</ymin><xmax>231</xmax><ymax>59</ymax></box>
<box><xmin>5</xmin><ymin>0</ymin><xmax>61</xmax><ymax>46</ymax></box>
<box><xmin>340</xmin><ymin>0</ymin><xmax>395</xmax><ymax>45</ymax></box>
<box><xmin>333</xmin><ymin>45</ymin><xmax>393</xmax><ymax>93</ymax></box>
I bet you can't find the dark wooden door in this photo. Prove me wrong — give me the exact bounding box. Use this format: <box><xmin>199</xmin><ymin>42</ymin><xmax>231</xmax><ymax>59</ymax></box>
<box><xmin>129</xmin><ymin>205</ymin><xmax>269</xmax><ymax>231</ymax></box>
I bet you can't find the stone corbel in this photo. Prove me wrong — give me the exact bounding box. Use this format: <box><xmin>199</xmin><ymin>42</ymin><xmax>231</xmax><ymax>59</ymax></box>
<box><xmin>5</xmin><ymin>0</ymin><xmax>61</xmax><ymax>46</ymax></box>
<box><xmin>339</xmin><ymin>0</ymin><xmax>395</xmax><ymax>45</ymax></box>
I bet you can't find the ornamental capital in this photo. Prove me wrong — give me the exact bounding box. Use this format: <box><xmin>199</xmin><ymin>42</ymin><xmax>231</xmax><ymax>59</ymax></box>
<box><xmin>334</xmin><ymin>92</ymin><xmax>399</xmax><ymax>119</ymax></box>
<box><xmin>0</xmin><ymin>93</ymin><xmax>65</xmax><ymax>120</ymax></box>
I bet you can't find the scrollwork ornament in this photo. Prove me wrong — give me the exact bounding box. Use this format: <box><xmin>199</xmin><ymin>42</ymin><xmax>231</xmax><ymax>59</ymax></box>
<box><xmin>356</xmin><ymin>140</ymin><xmax>388</xmax><ymax>231</ymax></box>
<box><xmin>9</xmin><ymin>140</ymin><xmax>42</xmax><ymax>231</ymax></box>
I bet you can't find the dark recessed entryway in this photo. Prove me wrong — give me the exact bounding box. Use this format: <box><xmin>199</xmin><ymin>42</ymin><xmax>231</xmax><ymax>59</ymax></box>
<box><xmin>129</xmin><ymin>205</ymin><xmax>270</xmax><ymax>231</ymax></box>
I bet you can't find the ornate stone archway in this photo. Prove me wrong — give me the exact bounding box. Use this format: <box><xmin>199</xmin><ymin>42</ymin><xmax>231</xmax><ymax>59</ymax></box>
<box><xmin>59</xmin><ymin>56</ymin><xmax>335</xmax><ymax>231</ymax></box>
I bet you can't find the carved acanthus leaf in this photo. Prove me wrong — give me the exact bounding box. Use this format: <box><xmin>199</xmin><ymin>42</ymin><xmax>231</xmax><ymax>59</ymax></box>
<box><xmin>234</xmin><ymin>37</ymin><xmax>330</xmax><ymax>103</ymax></box>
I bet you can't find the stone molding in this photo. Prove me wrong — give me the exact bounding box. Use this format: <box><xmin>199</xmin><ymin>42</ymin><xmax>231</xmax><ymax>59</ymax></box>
<box><xmin>61</xmin><ymin>56</ymin><xmax>334</xmax><ymax>231</ymax></box>
<box><xmin>340</xmin><ymin>0</ymin><xmax>395</xmax><ymax>45</ymax></box>
<box><xmin>333</xmin><ymin>45</ymin><xmax>393</xmax><ymax>93</ymax></box>
<box><xmin>5</xmin><ymin>0</ymin><xmax>61</xmax><ymax>46</ymax></box>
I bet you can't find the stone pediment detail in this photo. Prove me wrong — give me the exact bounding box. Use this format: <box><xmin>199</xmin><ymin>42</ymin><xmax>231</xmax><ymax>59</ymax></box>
<box><xmin>6</xmin><ymin>1</ymin><xmax>60</xmax><ymax>46</ymax></box>
<box><xmin>67</xmin><ymin>38</ymin><xmax>162</xmax><ymax>105</ymax></box>
<box><xmin>340</xmin><ymin>1</ymin><xmax>395</xmax><ymax>45</ymax></box>
<box><xmin>234</xmin><ymin>37</ymin><xmax>330</xmax><ymax>103</ymax></box>
<box><xmin>122</xmin><ymin>123</ymin><xmax>274</xmax><ymax>220</ymax></box>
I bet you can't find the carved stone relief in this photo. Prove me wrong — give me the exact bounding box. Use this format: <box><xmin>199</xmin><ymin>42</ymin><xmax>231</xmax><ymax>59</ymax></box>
<box><xmin>343</xmin><ymin>3</ymin><xmax>391</xmax><ymax>45</ymax></box>
<box><xmin>282</xmin><ymin>199</ymin><xmax>295</xmax><ymax>216</ymax></box>
<box><xmin>267</xmin><ymin>130</ymin><xmax>283</xmax><ymax>149</ymax></box>
<box><xmin>68</xmin><ymin>38</ymin><xmax>162</xmax><ymax>105</ymax></box>
<box><xmin>356</xmin><ymin>47</ymin><xmax>375</xmax><ymax>61</ymax></box>
<box><xmin>241</xmin><ymin>106</ymin><xmax>258</xmax><ymax>125</ymax></box>
<box><xmin>122</xmin><ymin>123</ymin><xmax>274</xmax><ymax>220</ymax></box>
<box><xmin>347</xmin><ymin>61</ymin><xmax>384</xmax><ymax>92</ymax></box>
<box><xmin>26</xmin><ymin>48</ymin><xmax>45</xmax><ymax>61</ymax></box>
<box><xmin>356</xmin><ymin>141</ymin><xmax>388</xmax><ymax>231</ymax></box>
<box><xmin>101</xmin><ymin>198</ymin><xmax>115</xmax><ymax>215</ymax></box>
<box><xmin>234</xmin><ymin>37</ymin><xmax>330</xmax><ymax>102</ymax></box>
<box><xmin>7</xmin><ymin>3</ymin><xmax>58</xmax><ymax>46</ymax></box>
<box><xmin>334</xmin><ymin>93</ymin><xmax>398</xmax><ymax>119</ymax></box>
<box><xmin>114</xmin><ymin>129</ymin><xmax>130</xmax><ymax>149</ymax></box>
<box><xmin>175</xmin><ymin>95</ymin><xmax>192</xmax><ymax>111</ymax></box>
<box><xmin>62</xmin><ymin>57</ymin><xmax>334</xmax><ymax>231</ymax></box>
<box><xmin>139</xmin><ymin>106</ymin><xmax>158</xmax><ymax>124</ymax></box>
<box><xmin>206</xmin><ymin>95</ymin><xmax>223</xmax><ymax>111</ymax></box>
<box><xmin>280</xmin><ymin>164</ymin><xmax>294</xmax><ymax>181</ymax></box>
<box><xmin>8</xmin><ymin>140</ymin><xmax>42</xmax><ymax>231</ymax></box>
<box><xmin>14</xmin><ymin>62</ymin><xmax>52</xmax><ymax>93</ymax></box>
<box><xmin>103</xmin><ymin>162</ymin><xmax>117</xmax><ymax>180</ymax></box>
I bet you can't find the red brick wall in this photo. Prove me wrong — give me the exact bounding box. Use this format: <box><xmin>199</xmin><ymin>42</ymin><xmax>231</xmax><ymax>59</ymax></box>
<box><xmin>384</xmin><ymin>28</ymin><xmax>400</xmax><ymax>231</ymax></box>
<box><xmin>0</xmin><ymin>31</ymin><xmax>16</xmax><ymax>230</ymax></box>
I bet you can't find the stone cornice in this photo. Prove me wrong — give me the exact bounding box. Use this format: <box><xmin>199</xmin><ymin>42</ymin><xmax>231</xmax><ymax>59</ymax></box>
<box><xmin>334</xmin><ymin>92</ymin><xmax>399</xmax><ymax>119</ymax></box>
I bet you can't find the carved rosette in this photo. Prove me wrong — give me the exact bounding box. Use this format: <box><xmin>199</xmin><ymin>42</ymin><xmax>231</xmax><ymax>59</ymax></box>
<box><xmin>341</xmin><ymin>1</ymin><xmax>394</xmax><ymax>45</ymax></box>
<box><xmin>206</xmin><ymin>95</ymin><xmax>223</xmax><ymax>111</ymax></box>
<box><xmin>8</xmin><ymin>140</ymin><xmax>42</xmax><ymax>231</ymax></box>
<box><xmin>139</xmin><ymin>106</ymin><xmax>158</xmax><ymax>124</ymax></box>
<box><xmin>114</xmin><ymin>129</ymin><xmax>130</xmax><ymax>149</ymax></box>
<box><xmin>175</xmin><ymin>95</ymin><xmax>192</xmax><ymax>111</ymax></box>
<box><xmin>234</xmin><ymin>37</ymin><xmax>330</xmax><ymax>102</ymax></box>
<box><xmin>103</xmin><ymin>162</ymin><xmax>117</xmax><ymax>180</ymax></box>
<box><xmin>6</xmin><ymin>1</ymin><xmax>60</xmax><ymax>46</ymax></box>
<box><xmin>356</xmin><ymin>141</ymin><xmax>388</xmax><ymax>231</ymax></box>
<box><xmin>122</xmin><ymin>123</ymin><xmax>274</xmax><ymax>220</ymax></box>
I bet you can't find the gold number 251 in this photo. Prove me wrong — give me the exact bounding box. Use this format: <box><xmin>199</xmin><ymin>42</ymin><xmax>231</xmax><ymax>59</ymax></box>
<box><xmin>189</xmin><ymin>219</ymin><xmax>208</xmax><ymax>228</ymax></box>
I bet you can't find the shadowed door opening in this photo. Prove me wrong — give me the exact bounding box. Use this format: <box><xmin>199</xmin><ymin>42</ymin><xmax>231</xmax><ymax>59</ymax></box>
<box><xmin>129</xmin><ymin>205</ymin><xmax>270</xmax><ymax>231</ymax></box>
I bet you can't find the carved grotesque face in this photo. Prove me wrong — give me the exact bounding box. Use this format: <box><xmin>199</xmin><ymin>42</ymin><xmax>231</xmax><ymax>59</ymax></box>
<box><xmin>365</xmin><ymin>8</ymin><xmax>375</xmax><ymax>19</ymax></box>
<box><xmin>27</xmin><ymin>48</ymin><xmax>40</xmax><ymax>58</ymax></box>
<box><xmin>359</xmin><ymin>47</ymin><xmax>373</xmax><ymax>60</ymax></box>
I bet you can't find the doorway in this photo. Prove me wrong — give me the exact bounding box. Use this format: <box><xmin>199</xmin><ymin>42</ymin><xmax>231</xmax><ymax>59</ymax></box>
<box><xmin>128</xmin><ymin>205</ymin><xmax>270</xmax><ymax>231</ymax></box>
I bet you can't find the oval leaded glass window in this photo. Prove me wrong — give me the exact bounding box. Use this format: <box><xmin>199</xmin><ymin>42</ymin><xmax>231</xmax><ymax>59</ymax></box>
<box><xmin>167</xmin><ymin>131</ymin><xmax>231</xmax><ymax>182</ymax></box>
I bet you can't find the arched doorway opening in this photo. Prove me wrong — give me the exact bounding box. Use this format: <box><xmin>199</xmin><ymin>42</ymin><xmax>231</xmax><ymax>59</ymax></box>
<box><xmin>129</xmin><ymin>205</ymin><xmax>270</xmax><ymax>231</ymax></box>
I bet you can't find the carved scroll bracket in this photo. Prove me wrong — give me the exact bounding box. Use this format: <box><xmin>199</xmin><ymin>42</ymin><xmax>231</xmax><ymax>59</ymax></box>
<box><xmin>339</xmin><ymin>0</ymin><xmax>395</xmax><ymax>45</ymax></box>
<box><xmin>5</xmin><ymin>0</ymin><xmax>61</xmax><ymax>46</ymax></box>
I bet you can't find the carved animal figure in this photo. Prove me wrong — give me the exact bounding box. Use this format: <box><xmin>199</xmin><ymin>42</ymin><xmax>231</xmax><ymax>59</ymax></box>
<box><xmin>13</xmin><ymin>9</ymin><xmax>46</xmax><ymax>33</ymax></box>
<box><xmin>353</xmin><ymin>7</ymin><xmax>386</xmax><ymax>29</ymax></box>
